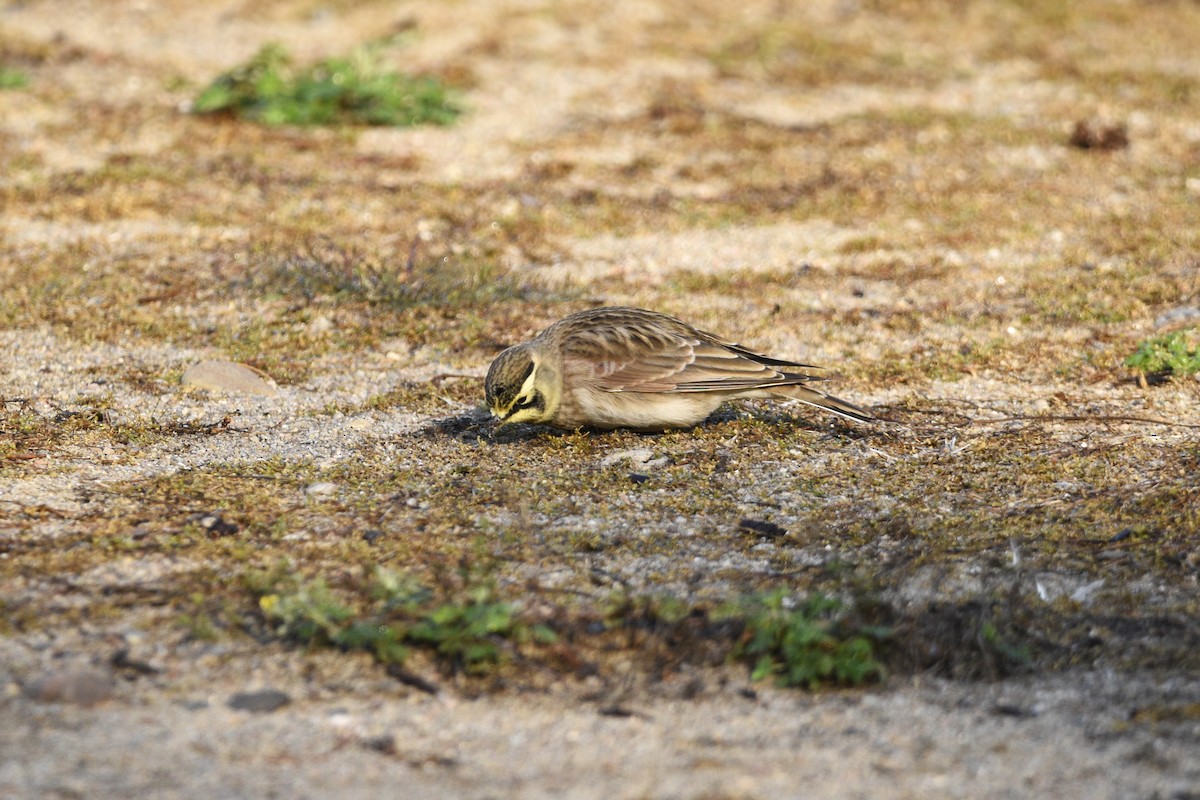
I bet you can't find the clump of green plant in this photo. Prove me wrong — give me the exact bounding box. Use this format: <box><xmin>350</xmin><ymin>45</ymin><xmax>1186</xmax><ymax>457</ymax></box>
<box><xmin>404</xmin><ymin>583</ymin><xmax>548</xmax><ymax>672</ymax></box>
<box><xmin>250</xmin><ymin>563</ymin><xmax>554</xmax><ymax>674</ymax></box>
<box><xmin>729</xmin><ymin>590</ymin><xmax>887</xmax><ymax>689</ymax></box>
<box><xmin>1125</xmin><ymin>329</ymin><xmax>1200</xmax><ymax>381</ymax></box>
<box><xmin>0</xmin><ymin>67</ymin><xmax>28</xmax><ymax>90</ymax></box>
<box><xmin>192</xmin><ymin>42</ymin><xmax>460</xmax><ymax>127</ymax></box>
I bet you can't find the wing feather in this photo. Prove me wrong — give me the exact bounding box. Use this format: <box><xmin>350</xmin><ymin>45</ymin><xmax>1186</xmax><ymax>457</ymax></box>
<box><xmin>556</xmin><ymin>310</ymin><xmax>824</xmax><ymax>395</ymax></box>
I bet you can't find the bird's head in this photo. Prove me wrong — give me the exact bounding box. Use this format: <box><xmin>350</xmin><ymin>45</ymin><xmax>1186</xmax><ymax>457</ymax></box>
<box><xmin>484</xmin><ymin>345</ymin><xmax>558</xmax><ymax>425</ymax></box>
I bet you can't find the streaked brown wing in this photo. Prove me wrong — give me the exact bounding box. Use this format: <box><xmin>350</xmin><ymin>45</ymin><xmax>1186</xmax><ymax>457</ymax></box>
<box><xmin>553</xmin><ymin>307</ymin><xmax>825</xmax><ymax>394</ymax></box>
<box><xmin>567</xmin><ymin>328</ymin><xmax>817</xmax><ymax>394</ymax></box>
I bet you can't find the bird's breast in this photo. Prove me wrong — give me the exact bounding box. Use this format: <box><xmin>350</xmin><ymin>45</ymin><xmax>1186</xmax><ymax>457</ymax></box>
<box><xmin>561</xmin><ymin>386</ymin><xmax>724</xmax><ymax>430</ymax></box>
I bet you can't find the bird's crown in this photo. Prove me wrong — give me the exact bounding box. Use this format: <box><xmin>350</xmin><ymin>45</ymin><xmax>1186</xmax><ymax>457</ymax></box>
<box><xmin>485</xmin><ymin>346</ymin><xmax>535</xmax><ymax>414</ymax></box>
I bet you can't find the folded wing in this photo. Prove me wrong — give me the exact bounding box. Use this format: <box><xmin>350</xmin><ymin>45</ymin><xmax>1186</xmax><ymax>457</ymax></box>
<box><xmin>563</xmin><ymin>320</ymin><xmax>824</xmax><ymax>394</ymax></box>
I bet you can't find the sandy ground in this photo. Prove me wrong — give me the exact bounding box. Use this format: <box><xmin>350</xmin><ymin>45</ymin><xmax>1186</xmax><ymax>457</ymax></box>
<box><xmin>2</xmin><ymin>1</ymin><xmax>1200</xmax><ymax>797</ymax></box>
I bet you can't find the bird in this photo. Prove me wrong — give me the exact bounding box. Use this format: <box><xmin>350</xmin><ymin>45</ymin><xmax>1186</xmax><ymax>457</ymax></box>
<box><xmin>484</xmin><ymin>306</ymin><xmax>872</xmax><ymax>431</ymax></box>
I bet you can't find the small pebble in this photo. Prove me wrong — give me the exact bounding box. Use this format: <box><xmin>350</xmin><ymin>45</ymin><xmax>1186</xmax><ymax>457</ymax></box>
<box><xmin>228</xmin><ymin>689</ymin><xmax>291</xmax><ymax>713</ymax></box>
<box><xmin>737</xmin><ymin>518</ymin><xmax>787</xmax><ymax>538</ymax></box>
<box><xmin>193</xmin><ymin>512</ymin><xmax>239</xmax><ymax>537</ymax></box>
<box><xmin>601</xmin><ymin>448</ymin><xmax>669</xmax><ymax>470</ymax></box>
<box><xmin>28</xmin><ymin>667</ymin><xmax>115</xmax><ymax>707</ymax></box>
<box><xmin>1068</xmin><ymin>119</ymin><xmax>1129</xmax><ymax>150</ymax></box>
<box><xmin>993</xmin><ymin>703</ymin><xmax>1037</xmax><ymax>718</ymax></box>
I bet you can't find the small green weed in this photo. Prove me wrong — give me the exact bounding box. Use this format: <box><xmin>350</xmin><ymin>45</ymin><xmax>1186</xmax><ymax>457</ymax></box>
<box><xmin>192</xmin><ymin>42</ymin><xmax>460</xmax><ymax>127</ymax></box>
<box><xmin>1125</xmin><ymin>328</ymin><xmax>1200</xmax><ymax>380</ymax></box>
<box><xmin>407</xmin><ymin>583</ymin><xmax>556</xmax><ymax>673</ymax></box>
<box><xmin>251</xmin><ymin>563</ymin><xmax>554</xmax><ymax>674</ymax></box>
<box><xmin>729</xmin><ymin>590</ymin><xmax>887</xmax><ymax>689</ymax></box>
<box><xmin>980</xmin><ymin>620</ymin><xmax>1031</xmax><ymax>671</ymax></box>
<box><xmin>0</xmin><ymin>68</ymin><xmax>28</xmax><ymax>90</ymax></box>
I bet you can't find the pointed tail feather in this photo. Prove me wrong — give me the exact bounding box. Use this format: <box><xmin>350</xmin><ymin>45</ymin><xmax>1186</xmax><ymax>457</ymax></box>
<box><xmin>771</xmin><ymin>383</ymin><xmax>874</xmax><ymax>423</ymax></box>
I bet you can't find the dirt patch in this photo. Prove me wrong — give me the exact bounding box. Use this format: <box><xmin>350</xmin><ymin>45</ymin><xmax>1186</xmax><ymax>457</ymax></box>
<box><xmin>2</xmin><ymin>1</ymin><xmax>1199</xmax><ymax>797</ymax></box>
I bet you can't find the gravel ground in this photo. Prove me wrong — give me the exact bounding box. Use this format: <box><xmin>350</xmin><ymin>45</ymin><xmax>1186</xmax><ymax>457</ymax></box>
<box><xmin>3</xmin><ymin>635</ymin><xmax>1198</xmax><ymax>800</ymax></box>
<box><xmin>3</xmin><ymin>1</ymin><xmax>1200</xmax><ymax>798</ymax></box>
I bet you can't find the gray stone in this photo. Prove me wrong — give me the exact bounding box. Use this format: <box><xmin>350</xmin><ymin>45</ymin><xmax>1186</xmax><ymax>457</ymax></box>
<box><xmin>600</xmin><ymin>448</ymin><xmax>669</xmax><ymax>470</ymax></box>
<box><xmin>228</xmin><ymin>689</ymin><xmax>291</xmax><ymax>713</ymax></box>
<box><xmin>181</xmin><ymin>361</ymin><xmax>278</xmax><ymax>396</ymax></box>
<box><xmin>1154</xmin><ymin>307</ymin><xmax>1200</xmax><ymax>329</ymax></box>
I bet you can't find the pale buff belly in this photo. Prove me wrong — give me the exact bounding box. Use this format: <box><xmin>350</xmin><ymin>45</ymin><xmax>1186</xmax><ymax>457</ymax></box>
<box><xmin>555</xmin><ymin>387</ymin><xmax>731</xmax><ymax>431</ymax></box>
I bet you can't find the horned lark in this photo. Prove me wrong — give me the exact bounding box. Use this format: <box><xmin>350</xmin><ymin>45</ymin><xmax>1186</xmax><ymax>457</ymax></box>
<box><xmin>485</xmin><ymin>306</ymin><xmax>872</xmax><ymax>431</ymax></box>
